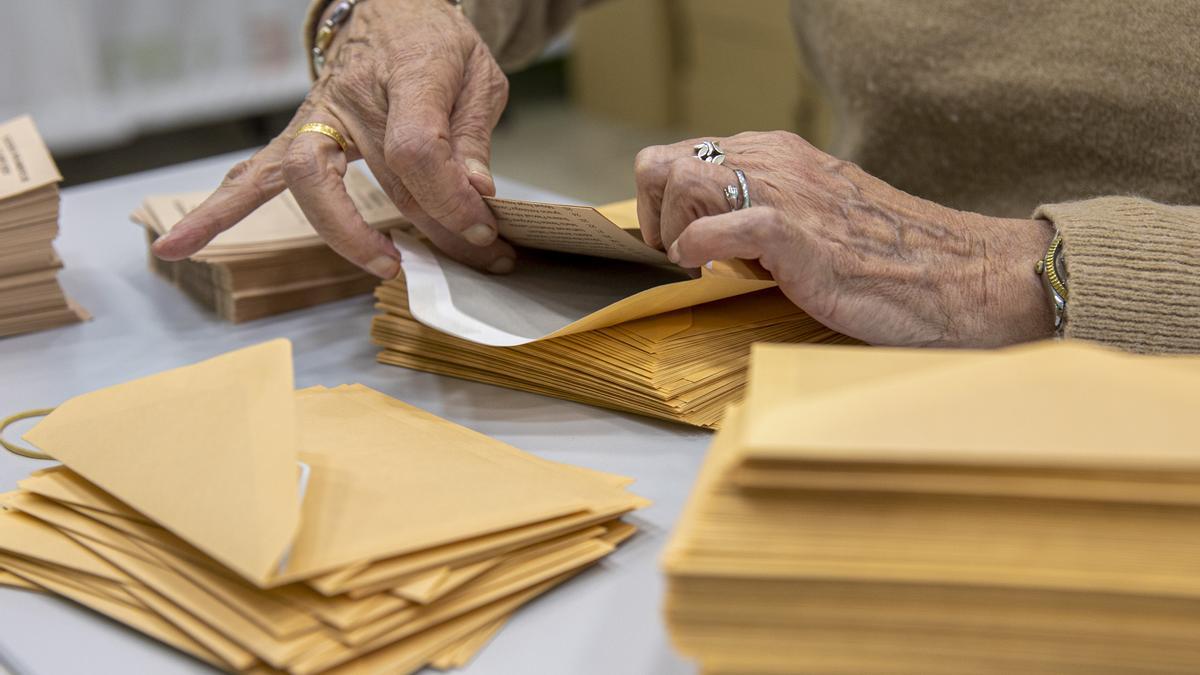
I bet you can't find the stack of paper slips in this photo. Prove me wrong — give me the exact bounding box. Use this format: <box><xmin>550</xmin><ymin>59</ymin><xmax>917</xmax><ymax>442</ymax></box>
<box><xmin>131</xmin><ymin>167</ymin><xmax>409</xmax><ymax>323</ymax></box>
<box><xmin>0</xmin><ymin>115</ymin><xmax>88</xmax><ymax>337</ymax></box>
<box><xmin>0</xmin><ymin>340</ymin><xmax>646</xmax><ymax>673</ymax></box>
<box><xmin>664</xmin><ymin>341</ymin><xmax>1200</xmax><ymax>674</ymax></box>
<box><xmin>371</xmin><ymin>198</ymin><xmax>852</xmax><ymax>429</ymax></box>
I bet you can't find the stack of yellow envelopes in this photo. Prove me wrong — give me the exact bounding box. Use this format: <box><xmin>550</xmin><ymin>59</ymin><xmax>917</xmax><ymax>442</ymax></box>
<box><xmin>373</xmin><ymin>278</ymin><xmax>851</xmax><ymax>428</ymax></box>
<box><xmin>0</xmin><ymin>340</ymin><xmax>645</xmax><ymax>673</ymax></box>
<box><xmin>664</xmin><ymin>341</ymin><xmax>1200</xmax><ymax>674</ymax></box>
<box><xmin>131</xmin><ymin>168</ymin><xmax>409</xmax><ymax>322</ymax></box>
<box><xmin>0</xmin><ymin>115</ymin><xmax>88</xmax><ymax>337</ymax></box>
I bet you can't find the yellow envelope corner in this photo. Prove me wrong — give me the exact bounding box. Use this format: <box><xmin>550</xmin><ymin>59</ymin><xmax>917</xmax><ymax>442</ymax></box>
<box><xmin>23</xmin><ymin>339</ymin><xmax>301</xmax><ymax>585</ymax></box>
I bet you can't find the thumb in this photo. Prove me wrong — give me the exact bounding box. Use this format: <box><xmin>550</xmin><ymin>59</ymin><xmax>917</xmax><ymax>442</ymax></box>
<box><xmin>668</xmin><ymin>207</ymin><xmax>781</xmax><ymax>268</ymax></box>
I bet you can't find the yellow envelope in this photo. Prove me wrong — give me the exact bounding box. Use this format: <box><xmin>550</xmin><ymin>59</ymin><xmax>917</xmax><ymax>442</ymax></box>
<box><xmin>392</xmin><ymin>197</ymin><xmax>778</xmax><ymax>346</ymax></box>
<box><xmin>532</xmin><ymin>200</ymin><xmax>778</xmax><ymax>338</ymax></box>
<box><xmin>0</xmin><ymin>570</ymin><xmax>39</xmax><ymax>591</ymax></box>
<box><xmin>741</xmin><ymin>341</ymin><xmax>1200</xmax><ymax>470</ymax></box>
<box><xmin>428</xmin><ymin>615</ymin><xmax>509</xmax><ymax>670</ymax></box>
<box><xmin>0</xmin><ymin>559</ymin><xmax>234</xmax><ymax>671</ymax></box>
<box><xmin>20</xmin><ymin>468</ymin><xmax>153</xmax><ymax>523</ymax></box>
<box><xmin>23</xmin><ymin>340</ymin><xmax>301</xmax><ymax>586</ymax></box>
<box><xmin>21</xmin><ymin>342</ymin><xmax>640</xmax><ymax>593</ymax></box>
<box><xmin>0</xmin><ymin>508</ymin><xmax>128</xmax><ymax>583</ymax></box>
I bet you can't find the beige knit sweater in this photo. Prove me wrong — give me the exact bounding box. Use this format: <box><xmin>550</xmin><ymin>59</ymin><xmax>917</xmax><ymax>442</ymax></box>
<box><xmin>305</xmin><ymin>0</ymin><xmax>1200</xmax><ymax>354</ymax></box>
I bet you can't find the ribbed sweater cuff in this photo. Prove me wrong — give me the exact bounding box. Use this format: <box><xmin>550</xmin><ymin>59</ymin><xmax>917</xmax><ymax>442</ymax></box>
<box><xmin>1035</xmin><ymin>197</ymin><xmax>1200</xmax><ymax>354</ymax></box>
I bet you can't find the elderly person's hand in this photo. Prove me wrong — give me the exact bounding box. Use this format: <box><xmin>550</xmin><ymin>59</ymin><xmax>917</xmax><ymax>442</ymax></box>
<box><xmin>635</xmin><ymin>131</ymin><xmax>1056</xmax><ymax>347</ymax></box>
<box><xmin>151</xmin><ymin>0</ymin><xmax>516</xmax><ymax>278</ymax></box>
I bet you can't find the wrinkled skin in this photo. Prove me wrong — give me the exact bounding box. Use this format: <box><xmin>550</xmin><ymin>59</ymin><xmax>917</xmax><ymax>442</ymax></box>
<box><xmin>152</xmin><ymin>0</ymin><xmax>517</xmax><ymax>278</ymax></box>
<box><xmin>634</xmin><ymin>132</ymin><xmax>1055</xmax><ymax>347</ymax></box>
<box><xmin>151</xmin><ymin>0</ymin><xmax>1053</xmax><ymax>347</ymax></box>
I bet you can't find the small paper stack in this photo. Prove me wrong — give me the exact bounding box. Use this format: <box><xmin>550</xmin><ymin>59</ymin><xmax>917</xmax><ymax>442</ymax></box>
<box><xmin>663</xmin><ymin>341</ymin><xmax>1200</xmax><ymax>673</ymax></box>
<box><xmin>131</xmin><ymin>168</ymin><xmax>409</xmax><ymax>322</ymax></box>
<box><xmin>372</xmin><ymin>198</ymin><xmax>852</xmax><ymax>428</ymax></box>
<box><xmin>0</xmin><ymin>115</ymin><xmax>87</xmax><ymax>337</ymax></box>
<box><xmin>0</xmin><ymin>340</ymin><xmax>646</xmax><ymax>673</ymax></box>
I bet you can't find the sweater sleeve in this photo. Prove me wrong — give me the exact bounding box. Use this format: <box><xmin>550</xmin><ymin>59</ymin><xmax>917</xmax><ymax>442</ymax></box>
<box><xmin>462</xmin><ymin>0</ymin><xmax>589</xmax><ymax>72</ymax></box>
<box><xmin>302</xmin><ymin>0</ymin><xmax>588</xmax><ymax>77</ymax></box>
<box><xmin>1033</xmin><ymin>197</ymin><xmax>1200</xmax><ymax>354</ymax></box>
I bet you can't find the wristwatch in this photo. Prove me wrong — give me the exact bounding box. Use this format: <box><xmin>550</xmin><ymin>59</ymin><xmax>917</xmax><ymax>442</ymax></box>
<box><xmin>310</xmin><ymin>0</ymin><xmax>465</xmax><ymax>76</ymax></box>
<box><xmin>1035</xmin><ymin>231</ymin><xmax>1069</xmax><ymax>335</ymax></box>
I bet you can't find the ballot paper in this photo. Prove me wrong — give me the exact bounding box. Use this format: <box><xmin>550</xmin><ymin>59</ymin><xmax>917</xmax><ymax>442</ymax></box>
<box><xmin>394</xmin><ymin>198</ymin><xmax>777</xmax><ymax>347</ymax></box>
<box><xmin>140</xmin><ymin>167</ymin><xmax>408</xmax><ymax>262</ymax></box>
<box><xmin>3</xmin><ymin>340</ymin><xmax>644</xmax><ymax>673</ymax></box>
<box><xmin>0</xmin><ymin>115</ymin><xmax>88</xmax><ymax>336</ymax></box>
<box><xmin>663</xmin><ymin>341</ymin><xmax>1200</xmax><ymax>674</ymax></box>
<box><xmin>132</xmin><ymin>167</ymin><xmax>409</xmax><ymax>322</ymax></box>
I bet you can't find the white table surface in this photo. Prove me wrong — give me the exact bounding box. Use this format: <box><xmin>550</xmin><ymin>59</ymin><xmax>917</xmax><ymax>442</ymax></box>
<box><xmin>0</xmin><ymin>151</ymin><xmax>706</xmax><ymax>675</ymax></box>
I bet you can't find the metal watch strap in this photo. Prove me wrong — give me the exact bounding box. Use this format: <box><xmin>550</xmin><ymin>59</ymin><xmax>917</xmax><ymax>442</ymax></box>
<box><xmin>312</xmin><ymin>0</ymin><xmax>361</xmax><ymax>75</ymax></box>
<box><xmin>1035</xmin><ymin>231</ymin><xmax>1069</xmax><ymax>335</ymax></box>
<box><xmin>311</xmin><ymin>0</ymin><xmax>464</xmax><ymax>75</ymax></box>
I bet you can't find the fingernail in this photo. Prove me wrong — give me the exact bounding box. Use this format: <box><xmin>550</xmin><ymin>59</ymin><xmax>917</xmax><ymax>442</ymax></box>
<box><xmin>366</xmin><ymin>255</ymin><xmax>400</xmax><ymax>279</ymax></box>
<box><xmin>465</xmin><ymin>158</ymin><xmax>492</xmax><ymax>180</ymax></box>
<box><xmin>464</xmin><ymin>223</ymin><xmax>497</xmax><ymax>246</ymax></box>
<box><xmin>668</xmin><ymin>241</ymin><xmax>681</xmax><ymax>263</ymax></box>
<box><xmin>487</xmin><ymin>257</ymin><xmax>515</xmax><ymax>274</ymax></box>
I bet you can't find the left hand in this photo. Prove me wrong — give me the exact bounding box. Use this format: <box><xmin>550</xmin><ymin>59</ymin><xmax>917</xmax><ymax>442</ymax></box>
<box><xmin>634</xmin><ymin>131</ymin><xmax>1055</xmax><ymax>347</ymax></box>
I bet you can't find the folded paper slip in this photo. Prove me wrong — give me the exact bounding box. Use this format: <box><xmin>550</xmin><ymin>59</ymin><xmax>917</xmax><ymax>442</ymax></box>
<box><xmin>5</xmin><ymin>339</ymin><xmax>644</xmax><ymax>673</ymax></box>
<box><xmin>131</xmin><ymin>167</ymin><xmax>409</xmax><ymax>322</ymax></box>
<box><xmin>0</xmin><ymin>115</ymin><xmax>87</xmax><ymax>337</ymax></box>
<box><xmin>663</xmin><ymin>341</ymin><xmax>1200</xmax><ymax>674</ymax></box>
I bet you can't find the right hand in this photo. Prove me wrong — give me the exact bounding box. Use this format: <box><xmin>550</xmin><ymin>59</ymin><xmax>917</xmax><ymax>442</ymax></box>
<box><xmin>152</xmin><ymin>0</ymin><xmax>517</xmax><ymax>277</ymax></box>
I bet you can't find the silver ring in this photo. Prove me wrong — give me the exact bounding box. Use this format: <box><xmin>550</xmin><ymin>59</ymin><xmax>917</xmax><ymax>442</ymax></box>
<box><xmin>694</xmin><ymin>140</ymin><xmax>726</xmax><ymax>165</ymax></box>
<box><xmin>723</xmin><ymin>184</ymin><xmax>740</xmax><ymax>211</ymax></box>
<box><xmin>733</xmin><ymin>169</ymin><xmax>751</xmax><ymax>209</ymax></box>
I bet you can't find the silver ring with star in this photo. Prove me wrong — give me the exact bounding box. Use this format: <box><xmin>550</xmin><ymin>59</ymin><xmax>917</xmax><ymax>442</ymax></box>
<box><xmin>694</xmin><ymin>140</ymin><xmax>726</xmax><ymax>165</ymax></box>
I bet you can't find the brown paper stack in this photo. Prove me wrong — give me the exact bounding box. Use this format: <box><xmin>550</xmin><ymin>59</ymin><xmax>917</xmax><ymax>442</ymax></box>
<box><xmin>1</xmin><ymin>340</ymin><xmax>646</xmax><ymax>674</ymax></box>
<box><xmin>373</xmin><ymin>280</ymin><xmax>849</xmax><ymax>428</ymax></box>
<box><xmin>664</xmin><ymin>341</ymin><xmax>1200</xmax><ymax>674</ymax></box>
<box><xmin>371</xmin><ymin>197</ymin><xmax>853</xmax><ymax>429</ymax></box>
<box><xmin>0</xmin><ymin>116</ymin><xmax>88</xmax><ymax>337</ymax></box>
<box><xmin>131</xmin><ymin>168</ymin><xmax>409</xmax><ymax>322</ymax></box>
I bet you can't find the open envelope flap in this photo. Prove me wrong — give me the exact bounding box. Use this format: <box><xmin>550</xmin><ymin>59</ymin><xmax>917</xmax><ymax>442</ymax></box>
<box><xmin>538</xmin><ymin>266</ymin><xmax>776</xmax><ymax>342</ymax></box>
<box><xmin>393</xmin><ymin>207</ymin><xmax>776</xmax><ymax>348</ymax></box>
<box><xmin>744</xmin><ymin>340</ymin><xmax>1200</xmax><ymax>470</ymax></box>
<box><xmin>23</xmin><ymin>339</ymin><xmax>301</xmax><ymax>586</ymax></box>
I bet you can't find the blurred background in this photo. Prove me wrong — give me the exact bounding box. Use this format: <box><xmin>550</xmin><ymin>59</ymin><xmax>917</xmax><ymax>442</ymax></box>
<box><xmin>4</xmin><ymin>0</ymin><xmax>830</xmax><ymax>204</ymax></box>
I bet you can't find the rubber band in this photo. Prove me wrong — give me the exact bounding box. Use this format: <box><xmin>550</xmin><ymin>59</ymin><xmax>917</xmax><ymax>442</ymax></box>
<box><xmin>0</xmin><ymin>409</ymin><xmax>55</xmax><ymax>460</ymax></box>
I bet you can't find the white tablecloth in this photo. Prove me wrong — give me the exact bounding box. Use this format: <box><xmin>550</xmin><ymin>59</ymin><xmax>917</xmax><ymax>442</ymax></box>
<box><xmin>0</xmin><ymin>151</ymin><xmax>704</xmax><ymax>675</ymax></box>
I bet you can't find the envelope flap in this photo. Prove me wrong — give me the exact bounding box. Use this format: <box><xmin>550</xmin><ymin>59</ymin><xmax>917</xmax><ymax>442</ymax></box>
<box><xmin>745</xmin><ymin>341</ymin><xmax>1200</xmax><ymax>469</ymax></box>
<box><xmin>23</xmin><ymin>340</ymin><xmax>300</xmax><ymax>585</ymax></box>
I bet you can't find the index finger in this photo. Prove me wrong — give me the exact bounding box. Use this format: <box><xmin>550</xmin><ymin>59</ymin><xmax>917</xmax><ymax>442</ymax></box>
<box><xmin>634</xmin><ymin>138</ymin><xmax>704</xmax><ymax>250</ymax></box>
<box><xmin>151</xmin><ymin>137</ymin><xmax>290</xmax><ymax>261</ymax></box>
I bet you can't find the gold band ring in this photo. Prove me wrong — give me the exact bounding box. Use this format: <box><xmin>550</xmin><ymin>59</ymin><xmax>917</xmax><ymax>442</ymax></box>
<box><xmin>296</xmin><ymin>122</ymin><xmax>348</xmax><ymax>152</ymax></box>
